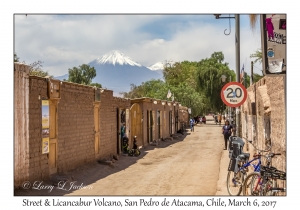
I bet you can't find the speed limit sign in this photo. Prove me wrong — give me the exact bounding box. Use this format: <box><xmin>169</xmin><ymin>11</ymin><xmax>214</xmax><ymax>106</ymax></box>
<box><xmin>221</xmin><ymin>82</ymin><xmax>247</xmax><ymax>107</ymax></box>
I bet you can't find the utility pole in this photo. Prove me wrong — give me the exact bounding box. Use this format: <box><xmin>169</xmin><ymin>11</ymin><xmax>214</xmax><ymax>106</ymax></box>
<box><xmin>235</xmin><ymin>14</ymin><xmax>241</xmax><ymax>137</ymax></box>
<box><xmin>251</xmin><ymin>61</ymin><xmax>254</xmax><ymax>85</ymax></box>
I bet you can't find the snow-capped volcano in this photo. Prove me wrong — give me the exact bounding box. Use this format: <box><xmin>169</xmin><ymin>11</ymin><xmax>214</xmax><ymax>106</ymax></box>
<box><xmin>55</xmin><ymin>50</ymin><xmax>164</xmax><ymax>96</ymax></box>
<box><xmin>93</xmin><ymin>50</ymin><xmax>142</xmax><ymax>67</ymax></box>
<box><xmin>148</xmin><ymin>62</ymin><xmax>165</xmax><ymax>71</ymax></box>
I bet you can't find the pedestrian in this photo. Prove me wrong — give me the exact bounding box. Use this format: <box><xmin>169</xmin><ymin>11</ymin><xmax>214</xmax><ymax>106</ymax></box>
<box><xmin>190</xmin><ymin>117</ymin><xmax>195</xmax><ymax>132</ymax></box>
<box><xmin>222</xmin><ymin>120</ymin><xmax>233</xmax><ymax>150</ymax></box>
<box><xmin>218</xmin><ymin>114</ymin><xmax>222</xmax><ymax>126</ymax></box>
<box><xmin>121</xmin><ymin>123</ymin><xmax>126</xmax><ymax>140</ymax></box>
<box><xmin>202</xmin><ymin>116</ymin><xmax>206</xmax><ymax>124</ymax></box>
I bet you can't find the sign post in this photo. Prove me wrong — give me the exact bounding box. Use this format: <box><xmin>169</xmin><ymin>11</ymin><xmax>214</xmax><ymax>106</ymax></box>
<box><xmin>221</xmin><ymin>82</ymin><xmax>247</xmax><ymax>136</ymax></box>
<box><xmin>221</xmin><ymin>82</ymin><xmax>247</xmax><ymax>108</ymax></box>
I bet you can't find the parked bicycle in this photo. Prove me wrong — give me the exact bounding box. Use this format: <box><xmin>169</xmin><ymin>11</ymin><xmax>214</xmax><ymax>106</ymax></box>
<box><xmin>226</xmin><ymin>139</ymin><xmax>271</xmax><ymax>196</ymax></box>
<box><xmin>242</xmin><ymin>151</ymin><xmax>286</xmax><ymax>196</ymax></box>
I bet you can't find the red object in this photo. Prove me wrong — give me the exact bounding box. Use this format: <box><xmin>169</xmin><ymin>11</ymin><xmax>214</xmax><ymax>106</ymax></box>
<box><xmin>220</xmin><ymin>82</ymin><xmax>247</xmax><ymax>107</ymax></box>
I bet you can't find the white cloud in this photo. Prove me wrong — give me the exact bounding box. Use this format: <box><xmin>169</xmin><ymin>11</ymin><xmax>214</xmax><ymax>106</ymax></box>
<box><xmin>14</xmin><ymin>14</ymin><xmax>262</xmax><ymax>76</ymax></box>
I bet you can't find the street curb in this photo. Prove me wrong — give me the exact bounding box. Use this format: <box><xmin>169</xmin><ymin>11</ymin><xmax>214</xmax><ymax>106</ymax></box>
<box><xmin>215</xmin><ymin>150</ymin><xmax>230</xmax><ymax>196</ymax></box>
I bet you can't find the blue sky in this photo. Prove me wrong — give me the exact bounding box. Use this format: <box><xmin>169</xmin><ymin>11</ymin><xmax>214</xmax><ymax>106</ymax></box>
<box><xmin>14</xmin><ymin>14</ymin><xmax>263</xmax><ymax>77</ymax></box>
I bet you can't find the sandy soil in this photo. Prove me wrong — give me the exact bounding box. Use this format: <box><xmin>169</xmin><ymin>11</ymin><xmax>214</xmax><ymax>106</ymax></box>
<box><xmin>15</xmin><ymin>116</ymin><xmax>227</xmax><ymax>196</ymax></box>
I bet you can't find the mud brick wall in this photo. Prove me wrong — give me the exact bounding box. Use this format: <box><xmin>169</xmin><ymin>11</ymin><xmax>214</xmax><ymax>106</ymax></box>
<box><xmin>57</xmin><ymin>82</ymin><xmax>95</xmax><ymax>173</ymax></box>
<box><xmin>28</xmin><ymin>76</ymin><xmax>50</xmax><ymax>182</ymax></box>
<box><xmin>241</xmin><ymin>76</ymin><xmax>286</xmax><ymax>173</ymax></box>
<box><xmin>265</xmin><ymin>76</ymin><xmax>286</xmax><ymax>171</ymax></box>
<box><xmin>14</xmin><ymin>63</ymin><xmax>30</xmax><ymax>188</ymax></box>
<box><xmin>98</xmin><ymin>91</ymin><xmax>131</xmax><ymax>158</ymax></box>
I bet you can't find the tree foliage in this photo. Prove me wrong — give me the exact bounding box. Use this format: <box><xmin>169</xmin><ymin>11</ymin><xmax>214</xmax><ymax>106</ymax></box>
<box><xmin>196</xmin><ymin>52</ymin><xmax>236</xmax><ymax>112</ymax></box>
<box><xmin>68</xmin><ymin>64</ymin><xmax>96</xmax><ymax>85</ymax></box>
<box><xmin>121</xmin><ymin>51</ymin><xmax>236</xmax><ymax>115</ymax></box>
<box><xmin>250</xmin><ymin>48</ymin><xmax>262</xmax><ymax>64</ymax></box>
<box><xmin>14</xmin><ymin>53</ymin><xmax>53</xmax><ymax>78</ymax></box>
<box><xmin>14</xmin><ymin>53</ymin><xmax>19</xmax><ymax>62</ymax></box>
<box><xmin>90</xmin><ymin>83</ymin><xmax>102</xmax><ymax>88</ymax></box>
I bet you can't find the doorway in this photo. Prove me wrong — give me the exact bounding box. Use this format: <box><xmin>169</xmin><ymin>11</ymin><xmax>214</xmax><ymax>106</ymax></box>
<box><xmin>49</xmin><ymin>100</ymin><xmax>58</xmax><ymax>175</ymax></box>
<box><xmin>117</xmin><ymin>108</ymin><xmax>126</xmax><ymax>154</ymax></box>
<box><xmin>147</xmin><ymin>110</ymin><xmax>153</xmax><ymax>143</ymax></box>
<box><xmin>169</xmin><ymin>111</ymin><xmax>173</xmax><ymax>135</ymax></box>
<box><xmin>157</xmin><ymin>110</ymin><xmax>161</xmax><ymax>139</ymax></box>
<box><xmin>94</xmin><ymin>103</ymin><xmax>100</xmax><ymax>156</ymax></box>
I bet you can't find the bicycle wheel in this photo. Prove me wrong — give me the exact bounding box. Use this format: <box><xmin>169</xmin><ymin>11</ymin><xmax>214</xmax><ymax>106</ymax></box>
<box><xmin>262</xmin><ymin>177</ymin><xmax>277</xmax><ymax>196</ymax></box>
<box><xmin>242</xmin><ymin>172</ymin><xmax>262</xmax><ymax>196</ymax></box>
<box><xmin>227</xmin><ymin>170</ymin><xmax>245</xmax><ymax>196</ymax></box>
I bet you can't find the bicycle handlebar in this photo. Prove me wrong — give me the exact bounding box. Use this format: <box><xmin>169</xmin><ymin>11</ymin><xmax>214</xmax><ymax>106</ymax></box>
<box><xmin>245</xmin><ymin>139</ymin><xmax>272</xmax><ymax>153</ymax></box>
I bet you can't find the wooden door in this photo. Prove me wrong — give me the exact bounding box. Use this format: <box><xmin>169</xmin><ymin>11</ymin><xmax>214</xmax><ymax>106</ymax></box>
<box><xmin>169</xmin><ymin>111</ymin><xmax>173</xmax><ymax>135</ymax></box>
<box><xmin>49</xmin><ymin>100</ymin><xmax>58</xmax><ymax>175</ymax></box>
<box><xmin>126</xmin><ymin>108</ymin><xmax>130</xmax><ymax>140</ymax></box>
<box><xmin>152</xmin><ymin>110</ymin><xmax>155</xmax><ymax>141</ymax></box>
<box><xmin>163</xmin><ymin>110</ymin><xmax>166</xmax><ymax>138</ymax></box>
<box><xmin>130</xmin><ymin>104</ymin><xmax>142</xmax><ymax>146</ymax></box>
<box><xmin>94</xmin><ymin>103</ymin><xmax>100</xmax><ymax>156</ymax></box>
<box><xmin>147</xmin><ymin>110</ymin><xmax>153</xmax><ymax>143</ymax></box>
<box><xmin>157</xmin><ymin>110</ymin><xmax>161</xmax><ymax>139</ymax></box>
<box><xmin>175</xmin><ymin>110</ymin><xmax>179</xmax><ymax>132</ymax></box>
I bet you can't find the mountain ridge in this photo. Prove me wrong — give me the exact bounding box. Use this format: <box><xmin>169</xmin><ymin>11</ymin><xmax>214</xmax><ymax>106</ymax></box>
<box><xmin>54</xmin><ymin>50</ymin><xmax>164</xmax><ymax>95</ymax></box>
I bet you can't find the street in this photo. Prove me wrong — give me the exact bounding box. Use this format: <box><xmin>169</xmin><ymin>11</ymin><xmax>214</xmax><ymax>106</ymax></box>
<box><xmin>15</xmin><ymin>116</ymin><xmax>227</xmax><ymax>196</ymax></box>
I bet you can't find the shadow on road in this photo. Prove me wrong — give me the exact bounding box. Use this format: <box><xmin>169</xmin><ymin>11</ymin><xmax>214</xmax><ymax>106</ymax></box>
<box><xmin>14</xmin><ymin>133</ymin><xmax>189</xmax><ymax>196</ymax></box>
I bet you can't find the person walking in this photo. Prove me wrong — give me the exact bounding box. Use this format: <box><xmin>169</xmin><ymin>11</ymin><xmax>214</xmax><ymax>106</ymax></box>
<box><xmin>190</xmin><ymin>117</ymin><xmax>195</xmax><ymax>132</ymax></box>
<box><xmin>222</xmin><ymin>120</ymin><xmax>233</xmax><ymax>150</ymax></box>
<box><xmin>218</xmin><ymin>114</ymin><xmax>222</xmax><ymax>126</ymax></box>
<box><xmin>202</xmin><ymin>116</ymin><xmax>206</xmax><ymax>124</ymax></box>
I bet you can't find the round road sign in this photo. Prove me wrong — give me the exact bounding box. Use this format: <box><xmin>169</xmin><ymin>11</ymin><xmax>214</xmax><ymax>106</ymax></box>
<box><xmin>220</xmin><ymin>82</ymin><xmax>247</xmax><ymax>107</ymax></box>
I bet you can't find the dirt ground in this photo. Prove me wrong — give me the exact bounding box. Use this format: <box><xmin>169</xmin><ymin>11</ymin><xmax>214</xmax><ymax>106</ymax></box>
<box><xmin>15</xmin><ymin>116</ymin><xmax>228</xmax><ymax>196</ymax></box>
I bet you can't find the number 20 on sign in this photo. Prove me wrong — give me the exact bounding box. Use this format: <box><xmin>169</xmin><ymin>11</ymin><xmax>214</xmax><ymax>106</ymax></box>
<box><xmin>220</xmin><ymin>82</ymin><xmax>247</xmax><ymax>107</ymax></box>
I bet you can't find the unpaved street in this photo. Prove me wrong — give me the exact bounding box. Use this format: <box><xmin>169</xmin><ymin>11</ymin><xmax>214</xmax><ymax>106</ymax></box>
<box><xmin>15</xmin><ymin>116</ymin><xmax>226</xmax><ymax>196</ymax></box>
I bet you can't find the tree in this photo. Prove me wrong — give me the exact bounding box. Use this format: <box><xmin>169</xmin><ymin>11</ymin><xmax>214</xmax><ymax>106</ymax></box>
<box><xmin>29</xmin><ymin>60</ymin><xmax>54</xmax><ymax>78</ymax></box>
<box><xmin>250</xmin><ymin>48</ymin><xmax>262</xmax><ymax>64</ymax></box>
<box><xmin>249</xmin><ymin>14</ymin><xmax>259</xmax><ymax>31</ymax></box>
<box><xmin>253</xmin><ymin>73</ymin><xmax>264</xmax><ymax>83</ymax></box>
<box><xmin>90</xmin><ymin>83</ymin><xmax>102</xmax><ymax>88</ymax></box>
<box><xmin>68</xmin><ymin>64</ymin><xmax>96</xmax><ymax>85</ymax></box>
<box><xmin>14</xmin><ymin>53</ymin><xmax>53</xmax><ymax>78</ymax></box>
<box><xmin>196</xmin><ymin>52</ymin><xmax>235</xmax><ymax>112</ymax></box>
<box><xmin>14</xmin><ymin>53</ymin><xmax>19</xmax><ymax>62</ymax></box>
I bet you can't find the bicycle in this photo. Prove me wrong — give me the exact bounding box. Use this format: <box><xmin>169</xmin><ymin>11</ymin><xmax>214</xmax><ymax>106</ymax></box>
<box><xmin>226</xmin><ymin>140</ymin><xmax>270</xmax><ymax>196</ymax></box>
<box><xmin>242</xmin><ymin>152</ymin><xmax>286</xmax><ymax>196</ymax></box>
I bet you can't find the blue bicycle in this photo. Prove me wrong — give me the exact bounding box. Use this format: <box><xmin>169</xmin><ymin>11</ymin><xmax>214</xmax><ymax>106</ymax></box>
<box><xmin>226</xmin><ymin>140</ymin><xmax>270</xmax><ymax>196</ymax></box>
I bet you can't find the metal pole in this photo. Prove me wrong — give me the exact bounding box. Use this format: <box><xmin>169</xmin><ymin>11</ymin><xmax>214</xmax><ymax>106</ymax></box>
<box><xmin>229</xmin><ymin>76</ymin><xmax>232</xmax><ymax>124</ymax></box>
<box><xmin>235</xmin><ymin>14</ymin><xmax>241</xmax><ymax>136</ymax></box>
<box><xmin>251</xmin><ymin>61</ymin><xmax>254</xmax><ymax>85</ymax></box>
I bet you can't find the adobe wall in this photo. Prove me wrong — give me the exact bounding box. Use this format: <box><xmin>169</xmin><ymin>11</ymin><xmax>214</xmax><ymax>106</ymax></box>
<box><xmin>57</xmin><ymin>82</ymin><xmax>95</xmax><ymax>172</ymax></box>
<box><xmin>14</xmin><ymin>63</ymin><xmax>30</xmax><ymax>188</ymax></box>
<box><xmin>104</xmin><ymin>94</ymin><xmax>131</xmax><ymax>156</ymax></box>
<box><xmin>241</xmin><ymin>75</ymin><xmax>286</xmax><ymax>172</ymax></box>
<box><xmin>15</xmin><ymin>75</ymin><xmax>130</xmax><ymax>187</ymax></box>
<box><xmin>28</xmin><ymin>76</ymin><xmax>50</xmax><ymax>182</ymax></box>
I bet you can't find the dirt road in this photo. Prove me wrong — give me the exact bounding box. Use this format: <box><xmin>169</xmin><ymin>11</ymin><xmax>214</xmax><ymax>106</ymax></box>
<box><xmin>15</xmin><ymin>116</ymin><xmax>226</xmax><ymax>196</ymax></box>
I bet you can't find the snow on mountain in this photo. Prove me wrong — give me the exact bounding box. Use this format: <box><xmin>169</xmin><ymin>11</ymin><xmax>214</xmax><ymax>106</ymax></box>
<box><xmin>54</xmin><ymin>50</ymin><xmax>164</xmax><ymax>95</ymax></box>
<box><xmin>148</xmin><ymin>62</ymin><xmax>165</xmax><ymax>71</ymax></box>
<box><xmin>93</xmin><ymin>50</ymin><xmax>142</xmax><ymax>67</ymax></box>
